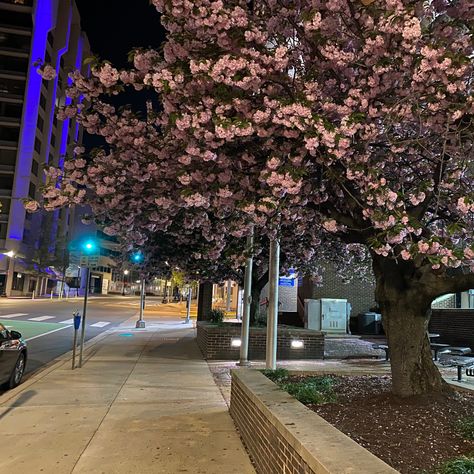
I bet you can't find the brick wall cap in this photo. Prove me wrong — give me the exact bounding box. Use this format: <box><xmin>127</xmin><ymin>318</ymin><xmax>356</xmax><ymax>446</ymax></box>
<box><xmin>231</xmin><ymin>369</ymin><xmax>398</xmax><ymax>474</ymax></box>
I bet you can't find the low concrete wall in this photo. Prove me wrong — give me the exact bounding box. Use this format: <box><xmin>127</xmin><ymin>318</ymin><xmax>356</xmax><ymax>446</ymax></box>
<box><xmin>197</xmin><ymin>322</ymin><xmax>324</xmax><ymax>360</ymax></box>
<box><xmin>430</xmin><ymin>309</ymin><xmax>474</xmax><ymax>349</ymax></box>
<box><xmin>230</xmin><ymin>369</ymin><xmax>398</xmax><ymax>474</ymax></box>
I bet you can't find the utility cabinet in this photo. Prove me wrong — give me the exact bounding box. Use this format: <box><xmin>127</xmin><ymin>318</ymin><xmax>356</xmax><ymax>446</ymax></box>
<box><xmin>304</xmin><ymin>298</ymin><xmax>351</xmax><ymax>334</ymax></box>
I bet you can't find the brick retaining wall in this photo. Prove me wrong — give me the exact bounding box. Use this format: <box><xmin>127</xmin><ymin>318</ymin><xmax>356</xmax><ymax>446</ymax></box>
<box><xmin>196</xmin><ymin>322</ymin><xmax>324</xmax><ymax>360</ymax></box>
<box><xmin>230</xmin><ymin>370</ymin><xmax>397</xmax><ymax>474</ymax></box>
<box><xmin>429</xmin><ymin>309</ymin><xmax>474</xmax><ymax>348</ymax></box>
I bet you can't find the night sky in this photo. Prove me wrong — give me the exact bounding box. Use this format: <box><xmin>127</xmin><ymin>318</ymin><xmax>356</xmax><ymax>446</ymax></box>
<box><xmin>75</xmin><ymin>0</ymin><xmax>166</xmax><ymax>148</ymax></box>
<box><xmin>76</xmin><ymin>0</ymin><xmax>165</xmax><ymax>68</ymax></box>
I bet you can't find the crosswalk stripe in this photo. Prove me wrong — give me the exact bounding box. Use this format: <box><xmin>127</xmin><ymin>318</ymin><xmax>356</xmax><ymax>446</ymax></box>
<box><xmin>90</xmin><ymin>321</ymin><xmax>110</xmax><ymax>328</ymax></box>
<box><xmin>0</xmin><ymin>313</ymin><xmax>28</xmax><ymax>318</ymax></box>
<box><xmin>59</xmin><ymin>319</ymin><xmax>74</xmax><ymax>324</ymax></box>
<box><xmin>28</xmin><ymin>316</ymin><xmax>55</xmax><ymax>321</ymax></box>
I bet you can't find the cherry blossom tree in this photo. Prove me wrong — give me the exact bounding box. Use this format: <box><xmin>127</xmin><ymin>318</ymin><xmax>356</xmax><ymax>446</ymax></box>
<box><xmin>34</xmin><ymin>0</ymin><xmax>473</xmax><ymax>397</ymax></box>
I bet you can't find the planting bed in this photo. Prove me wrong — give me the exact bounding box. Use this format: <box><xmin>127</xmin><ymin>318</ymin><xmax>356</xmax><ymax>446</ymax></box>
<box><xmin>267</xmin><ymin>372</ymin><xmax>474</xmax><ymax>474</ymax></box>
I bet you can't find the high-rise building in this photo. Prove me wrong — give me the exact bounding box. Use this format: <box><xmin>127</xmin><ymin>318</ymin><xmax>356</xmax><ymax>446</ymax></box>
<box><xmin>0</xmin><ymin>0</ymin><xmax>90</xmax><ymax>296</ymax></box>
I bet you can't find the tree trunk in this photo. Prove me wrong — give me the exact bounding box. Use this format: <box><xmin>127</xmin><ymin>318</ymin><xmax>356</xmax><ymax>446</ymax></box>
<box><xmin>249</xmin><ymin>268</ymin><xmax>269</xmax><ymax>325</ymax></box>
<box><xmin>372</xmin><ymin>256</ymin><xmax>450</xmax><ymax>398</ymax></box>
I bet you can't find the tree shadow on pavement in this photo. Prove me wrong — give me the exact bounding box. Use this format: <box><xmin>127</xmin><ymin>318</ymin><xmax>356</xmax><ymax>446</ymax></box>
<box><xmin>0</xmin><ymin>390</ymin><xmax>37</xmax><ymax>420</ymax></box>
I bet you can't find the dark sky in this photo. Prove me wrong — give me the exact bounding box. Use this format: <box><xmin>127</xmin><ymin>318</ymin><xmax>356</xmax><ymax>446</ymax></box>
<box><xmin>76</xmin><ymin>0</ymin><xmax>165</xmax><ymax>68</ymax></box>
<box><xmin>75</xmin><ymin>0</ymin><xmax>166</xmax><ymax>148</ymax></box>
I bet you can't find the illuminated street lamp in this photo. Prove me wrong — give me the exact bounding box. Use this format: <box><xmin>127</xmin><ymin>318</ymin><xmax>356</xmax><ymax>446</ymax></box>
<box><xmin>122</xmin><ymin>269</ymin><xmax>129</xmax><ymax>296</ymax></box>
<box><xmin>3</xmin><ymin>250</ymin><xmax>15</xmax><ymax>298</ymax></box>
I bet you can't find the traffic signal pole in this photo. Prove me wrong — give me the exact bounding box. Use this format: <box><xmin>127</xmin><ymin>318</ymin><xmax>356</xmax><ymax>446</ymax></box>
<box><xmin>78</xmin><ymin>267</ymin><xmax>90</xmax><ymax>368</ymax></box>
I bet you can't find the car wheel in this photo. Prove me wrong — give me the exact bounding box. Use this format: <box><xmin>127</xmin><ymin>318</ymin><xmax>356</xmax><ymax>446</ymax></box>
<box><xmin>9</xmin><ymin>352</ymin><xmax>26</xmax><ymax>389</ymax></box>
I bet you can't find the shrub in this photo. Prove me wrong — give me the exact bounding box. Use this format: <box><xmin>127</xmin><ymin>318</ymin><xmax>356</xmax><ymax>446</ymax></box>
<box><xmin>261</xmin><ymin>370</ymin><xmax>336</xmax><ymax>405</ymax></box>
<box><xmin>281</xmin><ymin>376</ymin><xmax>337</xmax><ymax>405</ymax></box>
<box><xmin>456</xmin><ymin>417</ymin><xmax>474</xmax><ymax>440</ymax></box>
<box><xmin>261</xmin><ymin>368</ymin><xmax>289</xmax><ymax>383</ymax></box>
<box><xmin>209</xmin><ymin>308</ymin><xmax>225</xmax><ymax>324</ymax></box>
<box><xmin>437</xmin><ymin>456</ymin><xmax>474</xmax><ymax>474</ymax></box>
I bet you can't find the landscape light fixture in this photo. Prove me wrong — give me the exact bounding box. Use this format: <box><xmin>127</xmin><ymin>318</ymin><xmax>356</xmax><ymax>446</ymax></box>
<box><xmin>231</xmin><ymin>338</ymin><xmax>242</xmax><ymax>348</ymax></box>
<box><xmin>291</xmin><ymin>340</ymin><xmax>304</xmax><ymax>349</ymax></box>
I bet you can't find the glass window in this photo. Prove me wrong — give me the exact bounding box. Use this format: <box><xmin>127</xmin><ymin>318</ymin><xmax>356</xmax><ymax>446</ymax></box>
<box><xmin>0</xmin><ymin>223</ymin><xmax>6</xmax><ymax>239</ymax></box>
<box><xmin>12</xmin><ymin>272</ymin><xmax>24</xmax><ymax>292</ymax></box>
<box><xmin>28</xmin><ymin>182</ymin><xmax>36</xmax><ymax>198</ymax></box>
<box><xmin>47</xmin><ymin>31</ymin><xmax>54</xmax><ymax>47</ymax></box>
<box><xmin>37</xmin><ymin>115</ymin><xmax>44</xmax><ymax>132</ymax></box>
<box><xmin>31</xmin><ymin>159</ymin><xmax>38</xmax><ymax>176</ymax></box>
<box><xmin>0</xmin><ymin>149</ymin><xmax>17</xmax><ymax>167</ymax></box>
<box><xmin>40</xmin><ymin>93</ymin><xmax>46</xmax><ymax>110</ymax></box>
<box><xmin>34</xmin><ymin>137</ymin><xmax>41</xmax><ymax>154</ymax></box>
<box><xmin>0</xmin><ymin>176</ymin><xmax>13</xmax><ymax>191</ymax></box>
<box><xmin>50</xmin><ymin>134</ymin><xmax>55</xmax><ymax>147</ymax></box>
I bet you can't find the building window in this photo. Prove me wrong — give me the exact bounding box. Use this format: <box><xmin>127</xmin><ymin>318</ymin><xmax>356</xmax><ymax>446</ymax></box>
<box><xmin>28</xmin><ymin>182</ymin><xmax>36</xmax><ymax>199</ymax></box>
<box><xmin>47</xmin><ymin>31</ymin><xmax>54</xmax><ymax>47</ymax></box>
<box><xmin>0</xmin><ymin>149</ymin><xmax>16</xmax><ymax>167</ymax></box>
<box><xmin>40</xmin><ymin>93</ymin><xmax>46</xmax><ymax>110</ymax></box>
<box><xmin>34</xmin><ymin>137</ymin><xmax>41</xmax><ymax>154</ymax></box>
<box><xmin>50</xmin><ymin>134</ymin><xmax>56</xmax><ymax>147</ymax></box>
<box><xmin>12</xmin><ymin>273</ymin><xmax>25</xmax><ymax>292</ymax></box>
<box><xmin>45</xmin><ymin>50</ymin><xmax>51</xmax><ymax>64</ymax></box>
<box><xmin>37</xmin><ymin>115</ymin><xmax>44</xmax><ymax>132</ymax></box>
<box><xmin>31</xmin><ymin>159</ymin><xmax>38</xmax><ymax>176</ymax></box>
<box><xmin>0</xmin><ymin>223</ymin><xmax>6</xmax><ymax>240</ymax></box>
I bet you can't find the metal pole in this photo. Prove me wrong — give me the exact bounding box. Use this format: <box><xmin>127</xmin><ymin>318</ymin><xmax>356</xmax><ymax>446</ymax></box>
<box><xmin>72</xmin><ymin>327</ymin><xmax>78</xmax><ymax>370</ymax></box>
<box><xmin>185</xmin><ymin>287</ymin><xmax>192</xmax><ymax>324</ymax></box>
<box><xmin>266</xmin><ymin>237</ymin><xmax>280</xmax><ymax>370</ymax></box>
<box><xmin>32</xmin><ymin>290</ymin><xmax>35</xmax><ymax>300</ymax></box>
<box><xmin>78</xmin><ymin>267</ymin><xmax>90</xmax><ymax>368</ymax></box>
<box><xmin>226</xmin><ymin>279</ymin><xmax>232</xmax><ymax>312</ymax></box>
<box><xmin>238</xmin><ymin>228</ymin><xmax>254</xmax><ymax>366</ymax></box>
<box><xmin>136</xmin><ymin>279</ymin><xmax>146</xmax><ymax>328</ymax></box>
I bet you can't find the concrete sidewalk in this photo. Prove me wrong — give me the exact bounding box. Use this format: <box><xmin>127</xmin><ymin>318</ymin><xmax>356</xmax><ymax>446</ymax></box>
<box><xmin>0</xmin><ymin>318</ymin><xmax>255</xmax><ymax>473</ymax></box>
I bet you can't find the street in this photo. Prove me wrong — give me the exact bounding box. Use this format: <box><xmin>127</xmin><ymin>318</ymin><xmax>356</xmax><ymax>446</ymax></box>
<box><xmin>0</xmin><ymin>295</ymin><xmax>143</xmax><ymax>378</ymax></box>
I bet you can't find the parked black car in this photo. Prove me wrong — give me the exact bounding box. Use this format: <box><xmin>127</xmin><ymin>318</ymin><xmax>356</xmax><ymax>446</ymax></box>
<box><xmin>0</xmin><ymin>324</ymin><xmax>27</xmax><ymax>389</ymax></box>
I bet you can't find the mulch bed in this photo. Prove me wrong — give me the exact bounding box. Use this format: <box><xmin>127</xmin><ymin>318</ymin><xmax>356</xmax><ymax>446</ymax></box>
<box><xmin>294</xmin><ymin>375</ymin><xmax>474</xmax><ymax>473</ymax></box>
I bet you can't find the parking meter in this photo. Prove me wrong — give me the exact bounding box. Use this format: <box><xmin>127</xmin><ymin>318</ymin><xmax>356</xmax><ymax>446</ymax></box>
<box><xmin>74</xmin><ymin>312</ymin><xmax>81</xmax><ymax>330</ymax></box>
<box><xmin>72</xmin><ymin>311</ymin><xmax>81</xmax><ymax>370</ymax></box>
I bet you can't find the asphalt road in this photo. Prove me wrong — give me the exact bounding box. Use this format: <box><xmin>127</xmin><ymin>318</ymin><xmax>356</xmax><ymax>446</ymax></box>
<box><xmin>0</xmin><ymin>295</ymin><xmax>143</xmax><ymax>376</ymax></box>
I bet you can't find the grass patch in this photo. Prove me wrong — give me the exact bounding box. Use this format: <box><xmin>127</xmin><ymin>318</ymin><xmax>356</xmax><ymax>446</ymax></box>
<box><xmin>435</xmin><ymin>455</ymin><xmax>474</xmax><ymax>474</ymax></box>
<box><xmin>455</xmin><ymin>417</ymin><xmax>474</xmax><ymax>440</ymax></box>
<box><xmin>261</xmin><ymin>369</ymin><xmax>336</xmax><ymax>405</ymax></box>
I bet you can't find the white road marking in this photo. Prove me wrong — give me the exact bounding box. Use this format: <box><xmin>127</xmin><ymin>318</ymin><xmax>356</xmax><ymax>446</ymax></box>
<box><xmin>59</xmin><ymin>319</ymin><xmax>74</xmax><ymax>324</ymax></box>
<box><xmin>28</xmin><ymin>316</ymin><xmax>55</xmax><ymax>321</ymax></box>
<box><xmin>90</xmin><ymin>321</ymin><xmax>110</xmax><ymax>328</ymax></box>
<box><xmin>26</xmin><ymin>325</ymin><xmax>72</xmax><ymax>341</ymax></box>
<box><xmin>0</xmin><ymin>313</ymin><xmax>28</xmax><ymax>319</ymax></box>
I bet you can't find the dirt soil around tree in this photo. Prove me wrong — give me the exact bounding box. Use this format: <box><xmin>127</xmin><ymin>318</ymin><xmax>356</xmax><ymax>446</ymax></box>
<box><xmin>295</xmin><ymin>375</ymin><xmax>474</xmax><ymax>474</ymax></box>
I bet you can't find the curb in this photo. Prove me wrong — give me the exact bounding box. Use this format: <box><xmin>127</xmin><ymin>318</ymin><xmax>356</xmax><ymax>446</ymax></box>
<box><xmin>0</xmin><ymin>325</ymin><xmax>119</xmax><ymax>406</ymax></box>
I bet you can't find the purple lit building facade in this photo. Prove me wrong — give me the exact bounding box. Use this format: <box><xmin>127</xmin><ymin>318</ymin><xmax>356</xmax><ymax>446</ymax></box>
<box><xmin>0</xmin><ymin>0</ymin><xmax>90</xmax><ymax>296</ymax></box>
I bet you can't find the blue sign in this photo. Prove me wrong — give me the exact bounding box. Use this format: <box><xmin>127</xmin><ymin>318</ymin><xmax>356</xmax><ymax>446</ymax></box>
<box><xmin>279</xmin><ymin>278</ymin><xmax>295</xmax><ymax>287</ymax></box>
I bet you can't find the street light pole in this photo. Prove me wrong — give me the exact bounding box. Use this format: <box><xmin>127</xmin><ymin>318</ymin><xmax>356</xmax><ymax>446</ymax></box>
<box><xmin>266</xmin><ymin>237</ymin><xmax>280</xmax><ymax>370</ymax></box>
<box><xmin>3</xmin><ymin>250</ymin><xmax>15</xmax><ymax>297</ymax></box>
<box><xmin>122</xmin><ymin>270</ymin><xmax>129</xmax><ymax>296</ymax></box>
<box><xmin>238</xmin><ymin>228</ymin><xmax>254</xmax><ymax>366</ymax></box>
<box><xmin>185</xmin><ymin>286</ymin><xmax>192</xmax><ymax>324</ymax></box>
<box><xmin>136</xmin><ymin>278</ymin><xmax>146</xmax><ymax>328</ymax></box>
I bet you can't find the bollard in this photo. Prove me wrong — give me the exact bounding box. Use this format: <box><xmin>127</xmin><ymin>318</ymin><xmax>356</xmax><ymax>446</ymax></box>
<box><xmin>32</xmin><ymin>290</ymin><xmax>35</xmax><ymax>300</ymax></box>
<box><xmin>72</xmin><ymin>311</ymin><xmax>81</xmax><ymax>370</ymax></box>
<box><xmin>50</xmin><ymin>291</ymin><xmax>53</xmax><ymax>300</ymax></box>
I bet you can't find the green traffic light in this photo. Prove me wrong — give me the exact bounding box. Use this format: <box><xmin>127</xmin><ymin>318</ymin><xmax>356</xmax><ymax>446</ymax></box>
<box><xmin>82</xmin><ymin>239</ymin><xmax>97</xmax><ymax>254</ymax></box>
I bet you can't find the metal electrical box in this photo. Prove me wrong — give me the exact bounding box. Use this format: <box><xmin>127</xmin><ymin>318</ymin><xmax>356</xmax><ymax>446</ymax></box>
<box><xmin>304</xmin><ymin>298</ymin><xmax>351</xmax><ymax>334</ymax></box>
